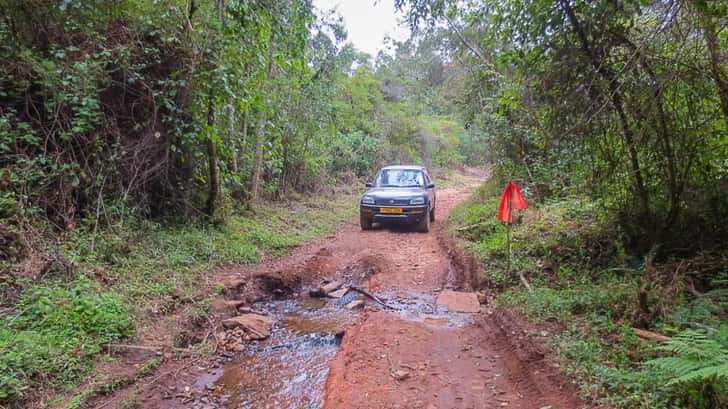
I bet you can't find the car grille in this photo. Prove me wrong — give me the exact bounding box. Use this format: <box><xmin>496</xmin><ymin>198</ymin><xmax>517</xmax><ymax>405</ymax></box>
<box><xmin>374</xmin><ymin>198</ymin><xmax>410</xmax><ymax>206</ymax></box>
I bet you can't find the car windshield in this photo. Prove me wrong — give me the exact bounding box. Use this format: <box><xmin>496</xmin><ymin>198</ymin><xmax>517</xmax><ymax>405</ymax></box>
<box><xmin>376</xmin><ymin>169</ymin><xmax>425</xmax><ymax>188</ymax></box>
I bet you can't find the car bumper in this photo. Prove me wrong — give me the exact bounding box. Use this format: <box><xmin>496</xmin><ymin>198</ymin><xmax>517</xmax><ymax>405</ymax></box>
<box><xmin>360</xmin><ymin>204</ymin><xmax>428</xmax><ymax>224</ymax></box>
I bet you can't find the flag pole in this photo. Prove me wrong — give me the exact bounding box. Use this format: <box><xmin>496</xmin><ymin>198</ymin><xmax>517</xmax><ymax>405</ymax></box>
<box><xmin>506</xmin><ymin>186</ymin><xmax>512</xmax><ymax>275</ymax></box>
<box><xmin>509</xmin><ymin>181</ymin><xmax>532</xmax><ymax>292</ymax></box>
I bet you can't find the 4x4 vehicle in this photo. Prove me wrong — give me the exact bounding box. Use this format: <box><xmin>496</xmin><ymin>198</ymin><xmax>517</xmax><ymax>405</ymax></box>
<box><xmin>359</xmin><ymin>165</ymin><xmax>436</xmax><ymax>232</ymax></box>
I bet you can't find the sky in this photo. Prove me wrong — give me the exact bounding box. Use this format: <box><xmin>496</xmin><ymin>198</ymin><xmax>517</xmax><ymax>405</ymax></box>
<box><xmin>313</xmin><ymin>0</ymin><xmax>410</xmax><ymax>57</ymax></box>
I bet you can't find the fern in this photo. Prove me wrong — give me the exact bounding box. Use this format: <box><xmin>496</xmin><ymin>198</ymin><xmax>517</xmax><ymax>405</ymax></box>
<box><xmin>648</xmin><ymin>330</ymin><xmax>727</xmax><ymax>385</ymax></box>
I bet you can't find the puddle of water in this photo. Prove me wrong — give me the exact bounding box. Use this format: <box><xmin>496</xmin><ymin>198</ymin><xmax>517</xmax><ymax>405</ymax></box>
<box><xmin>382</xmin><ymin>291</ymin><xmax>475</xmax><ymax>327</ymax></box>
<box><xmin>207</xmin><ymin>297</ymin><xmax>352</xmax><ymax>409</ymax></box>
<box><xmin>300</xmin><ymin>297</ymin><xmax>327</xmax><ymax>310</ymax></box>
<box><xmin>198</xmin><ymin>287</ymin><xmax>473</xmax><ymax>408</ymax></box>
<box><xmin>333</xmin><ymin>290</ymin><xmax>359</xmax><ymax>307</ymax></box>
<box><xmin>215</xmin><ymin>338</ymin><xmax>336</xmax><ymax>408</ymax></box>
<box><xmin>279</xmin><ymin>312</ymin><xmax>344</xmax><ymax>335</ymax></box>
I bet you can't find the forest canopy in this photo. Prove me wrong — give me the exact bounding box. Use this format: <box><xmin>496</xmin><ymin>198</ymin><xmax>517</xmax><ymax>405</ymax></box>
<box><xmin>0</xmin><ymin>0</ymin><xmax>485</xmax><ymax>228</ymax></box>
<box><xmin>395</xmin><ymin>0</ymin><xmax>728</xmax><ymax>253</ymax></box>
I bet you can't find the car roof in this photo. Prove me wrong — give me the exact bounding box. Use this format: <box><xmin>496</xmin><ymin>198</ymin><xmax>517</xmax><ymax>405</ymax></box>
<box><xmin>380</xmin><ymin>165</ymin><xmax>427</xmax><ymax>171</ymax></box>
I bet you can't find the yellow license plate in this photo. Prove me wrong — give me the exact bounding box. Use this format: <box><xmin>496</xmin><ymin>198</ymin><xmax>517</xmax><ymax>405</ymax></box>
<box><xmin>380</xmin><ymin>207</ymin><xmax>403</xmax><ymax>214</ymax></box>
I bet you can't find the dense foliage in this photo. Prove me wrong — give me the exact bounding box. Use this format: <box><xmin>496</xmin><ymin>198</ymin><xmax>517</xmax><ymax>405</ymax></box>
<box><xmin>397</xmin><ymin>0</ymin><xmax>727</xmax><ymax>254</ymax></box>
<box><xmin>0</xmin><ymin>0</ymin><xmax>481</xmax><ymax>229</ymax></box>
<box><xmin>397</xmin><ymin>4</ymin><xmax>728</xmax><ymax>402</ymax></box>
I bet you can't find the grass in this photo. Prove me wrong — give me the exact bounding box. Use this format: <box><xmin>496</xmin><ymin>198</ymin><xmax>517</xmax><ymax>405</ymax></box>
<box><xmin>0</xmin><ymin>188</ymin><xmax>359</xmax><ymax>406</ymax></box>
<box><xmin>61</xmin><ymin>190</ymin><xmax>358</xmax><ymax>310</ymax></box>
<box><xmin>449</xmin><ymin>176</ymin><xmax>728</xmax><ymax>409</ymax></box>
<box><xmin>0</xmin><ymin>278</ymin><xmax>133</xmax><ymax>402</ymax></box>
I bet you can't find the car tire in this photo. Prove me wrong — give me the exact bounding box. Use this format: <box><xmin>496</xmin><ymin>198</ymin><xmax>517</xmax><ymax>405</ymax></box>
<box><xmin>429</xmin><ymin>207</ymin><xmax>435</xmax><ymax>222</ymax></box>
<box><xmin>360</xmin><ymin>215</ymin><xmax>373</xmax><ymax>230</ymax></box>
<box><xmin>417</xmin><ymin>212</ymin><xmax>430</xmax><ymax>233</ymax></box>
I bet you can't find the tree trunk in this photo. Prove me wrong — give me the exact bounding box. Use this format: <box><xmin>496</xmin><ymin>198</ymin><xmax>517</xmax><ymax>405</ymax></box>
<box><xmin>205</xmin><ymin>99</ymin><xmax>218</xmax><ymax>217</ymax></box>
<box><xmin>615</xmin><ymin>33</ymin><xmax>681</xmax><ymax>233</ymax></box>
<box><xmin>205</xmin><ymin>0</ymin><xmax>224</xmax><ymax>218</ymax></box>
<box><xmin>278</xmin><ymin>134</ymin><xmax>289</xmax><ymax>197</ymax></box>
<box><xmin>250</xmin><ymin>113</ymin><xmax>266</xmax><ymax>205</ymax></box>
<box><xmin>249</xmin><ymin>35</ymin><xmax>275</xmax><ymax>206</ymax></box>
<box><xmin>560</xmin><ymin>0</ymin><xmax>651</xmax><ymax>233</ymax></box>
<box><xmin>701</xmin><ymin>15</ymin><xmax>728</xmax><ymax>119</ymax></box>
<box><xmin>215</xmin><ymin>0</ymin><xmax>225</xmax><ymax>26</ymax></box>
<box><xmin>241</xmin><ymin>107</ymin><xmax>249</xmax><ymax>158</ymax></box>
<box><xmin>229</xmin><ymin>99</ymin><xmax>237</xmax><ymax>173</ymax></box>
<box><xmin>239</xmin><ymin>63</ymin><xmax>251</xmax><ymax>163</ymax></box>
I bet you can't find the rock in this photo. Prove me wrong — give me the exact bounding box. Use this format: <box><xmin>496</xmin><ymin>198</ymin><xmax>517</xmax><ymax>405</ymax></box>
<box><xmin>310</xmin><ymin>281</ymin><xmax>345</xmax><ymax>298</ymax></box>
<box><xmin>308</xmin><ymin>289</ymin><xmax>327</xmax><ymax>298</ymax></box>
<box><xmin>391</xmin><ymin>369</ymin><xmax>411</xmax><ymax>381</ymax></box>
<box><xmin>436</xmin><ymin>290</ymin><xmax>481</xmax><ymax>313</ymax></box>
<box><xmin>328</xmin><ymin>287</ymin><xmax>349</xmax><ymax>298</ymax></box>
<box><xmin>476</xmin><ymin>291</ymin><xmax>488</xmax><ymax>305</ymax></box>
<box><xmin>221</xmin><ymin>313</ymin><xmax>274</xmax><ymax>340</ymax></box>
<box><xmin>321</xmin><ymin>280</ymin><xmax>342</xmax><ymax>294</ymax></box>
<box><xmin>226</xmin><ymin>279</ymin><xmax>246</xmax><ymax>291</ymax></box>
<box><xmin>345</xmin><ymin>300</ymin><xmax>364</xmax><ymax>309</ymax></box>
<box><xmin>210</xmin><ymin>299</ymin><xmax>245</xmax><ymax>318</ymax></box>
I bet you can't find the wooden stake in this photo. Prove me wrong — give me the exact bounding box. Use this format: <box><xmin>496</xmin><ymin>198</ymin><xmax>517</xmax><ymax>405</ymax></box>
<box><xmin>506</xmin><ymin>188</ymin><xmax>512</xmax><ymax>274</ymax></box>
<box><xmin>506</xmin><ymin>185</ymin><xmax>531</xmax><ymax>292</ymax></box>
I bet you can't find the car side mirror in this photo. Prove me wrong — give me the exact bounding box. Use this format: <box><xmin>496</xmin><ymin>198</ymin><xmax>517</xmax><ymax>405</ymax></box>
<box><xmin>427</xmin><ymin>183</ymin><xmax>435</xmax><ymax>189</ymax></box>
<box><xmin>365</xmin><ymin>182</ymin><xmax>373</xmax><ymax>187</ymax></box>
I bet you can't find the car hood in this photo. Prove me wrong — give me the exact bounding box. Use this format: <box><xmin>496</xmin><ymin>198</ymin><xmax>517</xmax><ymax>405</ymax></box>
<box><xmin>363</xmin><ymin>187</ymin><xmax>427</xmax><ymax>198</ymax></box>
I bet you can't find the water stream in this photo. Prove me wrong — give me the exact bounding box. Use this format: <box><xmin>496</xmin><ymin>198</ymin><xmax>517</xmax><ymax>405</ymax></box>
<box><xmin>195</xmin><ymin>296</ymin><xmax>352</xmax><ymax>409</ymax></box>
<box><xmin>194</xmin><ymin>286</ymin><xmax>473</xmax><ymax>408</ymax></box>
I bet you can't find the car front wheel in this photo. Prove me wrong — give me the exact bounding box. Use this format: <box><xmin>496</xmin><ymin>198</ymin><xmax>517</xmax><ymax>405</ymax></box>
<box><xmin>360</xmin><ymin>215</ymin><xmax>373</xmax><ymax>230</ymax></box>
<box><xmin>416</xmin><ymin>212</ymin><xmax>430</xmax><ymax>233</ymax></box>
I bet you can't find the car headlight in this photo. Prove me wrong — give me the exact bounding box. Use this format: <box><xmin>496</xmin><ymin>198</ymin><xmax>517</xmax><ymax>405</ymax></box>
<box><xmin>410</xmin><ymin>197</ymin><xmax>425</xmax><ymax>205</ymax></box>
<box><xmin>361</xmin><ymin>196</ymin><xmax>375</xmax><ymax>205</ymax></box>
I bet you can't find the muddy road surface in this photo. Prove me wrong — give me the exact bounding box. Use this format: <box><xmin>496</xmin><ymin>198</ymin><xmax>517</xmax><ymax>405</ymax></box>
<box><xmin>126</xmin><ymin>173</ymin><xmax>581</xmax><ymax>409</ymax></box>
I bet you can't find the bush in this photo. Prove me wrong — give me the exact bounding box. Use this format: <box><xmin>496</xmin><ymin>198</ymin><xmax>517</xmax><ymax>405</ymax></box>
<box><xmin>0</xmin><ymin>278</ymin><xmax>132</xmax><ymax>402</ymax></box>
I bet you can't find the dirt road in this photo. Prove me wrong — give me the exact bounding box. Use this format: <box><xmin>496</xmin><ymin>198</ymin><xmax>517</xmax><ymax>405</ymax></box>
<box><xmin>318</xmin><ymin>179</ymin><xmax>581</xmax><ymax>409</ymax></box>
<box><xmin>97</xmin><ymin>173</ymin><xmax>581</xmax><ymax>409</ymax></box>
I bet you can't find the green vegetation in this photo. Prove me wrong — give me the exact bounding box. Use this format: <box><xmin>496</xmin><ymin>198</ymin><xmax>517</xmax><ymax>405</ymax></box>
<box><xmin>398</xmin><ymin>0</ymin><xmax>728</xmax><ymax>253</ymax></box>
<box><xmin>0</xmin><ymin>277</ymin><xmax>132</xmax><ymax>401</ymax></box>
<box><xmin>450</xmin><ymin>175</ymin><xmax>727</xmax><ymax>408</ymax></box>
<box><xmin>59</xmin><ymin>192</ymin><xmax>357</xmax><ymax>305</ymax></box>
<box><xmin>0</xmin><ymin>0</ymin><xmax>484</xmax><ymax>230</ymax></box>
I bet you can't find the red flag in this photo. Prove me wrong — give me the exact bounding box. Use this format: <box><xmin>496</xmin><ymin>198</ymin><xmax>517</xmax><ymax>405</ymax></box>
<box><xmin>498</xmin><ymin>182</ymin><xmax>528</xmax><ymax>223</ymax></box>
